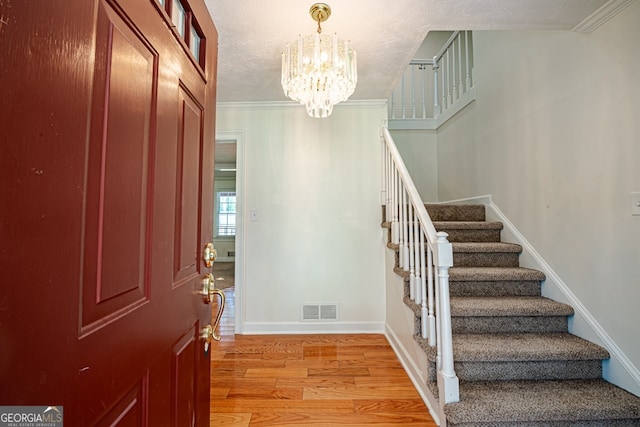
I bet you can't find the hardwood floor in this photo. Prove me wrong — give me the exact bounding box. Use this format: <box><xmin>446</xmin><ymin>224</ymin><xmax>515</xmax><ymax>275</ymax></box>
<box><xmin>209</xmin><ymin>285</ymin><xmax>436</xmax><ymax>426</ymax></box>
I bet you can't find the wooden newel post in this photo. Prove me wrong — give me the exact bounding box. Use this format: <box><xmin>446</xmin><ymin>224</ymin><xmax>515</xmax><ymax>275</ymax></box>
<box><xmin>434</xmin><ymin>231</ymin><xmax>460</xmax><ymax>404</ymax></box>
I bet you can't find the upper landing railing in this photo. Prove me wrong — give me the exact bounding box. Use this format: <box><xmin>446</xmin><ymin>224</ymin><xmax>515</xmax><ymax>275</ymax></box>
<box><xmin>389</xmin><ymin>31</ymin><xmax>475</xmax><ymax>130</ymax></box>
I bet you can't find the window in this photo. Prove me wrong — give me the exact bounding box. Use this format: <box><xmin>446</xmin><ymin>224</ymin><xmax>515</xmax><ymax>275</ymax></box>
<box><xmin>153</xmin><ymin>0</ymin><xmax>206</xmax><ymax>69</ymax></box>
<box><xmin>171</xmin><ymin>0</ymin><xmax>186</xmax><ymax>38</ymax></box>
<box><xmin>190</xmin><ymin>24</ymin><xmax>201</xmax><ymax>62</ymax></box>
<box><xmin>216</xmin><ymin>192</ymin><xmax>236</xmax><ymax>236</ymax></box>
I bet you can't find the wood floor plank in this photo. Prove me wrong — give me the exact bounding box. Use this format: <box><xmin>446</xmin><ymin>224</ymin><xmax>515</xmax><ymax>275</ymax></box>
<box><xmin>215</xmin><ymin>368</ymin><xmax>248</xmax><ymax>378</ymax></box>
<box><xmin>284</xmin><ymin>359</ymin><xmax>340</xmax><ymax>368</ymax></box>
<box><xmin>213</xmin><ymin>378</ymin><xmax>277</xmax><ymax>389</ymax></box>
<box><xmin>367</xmin><ymin>367</ymin><xmax>413</xmax><ymax>377</ymax></box>
<box><xmin>226</xmin><ymin>387</ymin><xmax>303</xmax><ymax>400</ymax></box>
<box><xmin>354</xmin><ymin>377</ymin><xmax>415</xmax><ymax>387</ymax></box>
<box><xmin>308</xmin><ymin>367</ymin><xmax>370</xmax><ymax>377</ymax></box>
<box><xmin>213</xmin><ymin>359</ymin><xmax>286</xmax><ymax>369</ymax></box>
<box><xmin>211</xmin><ymin>387</ymin><xmax>230</xmax><ymax>399</ymax></box>
<box><xmin>211</xmin><ymin>398</ymin><xmax>355</xmax><ymax>413</ymax></box>
<box><xmin>209</xmin><ymin>412</ymin><xmax>252</xmax><ymax>427</ymax></box>
<box><xmin>246</xmin><ymin>412</ymin><xmax>437</xmax><ymax>426</ymax></box>
<box><xmin>302</xmin><ymin>386</ymin><xmax>421</xmax><ymax>400</ymax></box>
<box><xmin>362</xmin><ymin>350</ymin><xmax>403</xmax><ymax>360</ymax></box>
<box><xmin>222</xmin><ymin>352</ymin><xmax>264</xmax><ymax>360</ymax></box>
<box><xmin>276</xmin><ymin>376</ymin><xmax>357</xmax><ymax>388</ymax></box>
<box><xmin>244</xmin><ymin>368</ymin><xmax>307</xmax><ymax>378</ymax></box>
<box><xmin>353</xmin><ymin>398</ymin><xmax>429</xmax><ymax>413</ymax></box>
<box><xmin>334</xmin><ymin>345</ymin><xmax>393</xmax><ymax>353</ymax></box>
<box><xmin>339</xmin><ymin>358</ymin><xmax>404</xmax><ymax>368</ymax></box>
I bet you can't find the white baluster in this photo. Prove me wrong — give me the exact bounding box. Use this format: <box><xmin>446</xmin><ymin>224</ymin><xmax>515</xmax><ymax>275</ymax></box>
<box><xmin>411</xmin><ymin>65</ymin><xmax>416</xmax><ymax>119</ymax></box>
<box><xmin>451</xmin><ymin>39</ymin><xmax>457</xmax><ymax>101</ymax></box>
<box><xmin>446</xmin><ymin>49</ymin><xmax>452</xmax><ymax>108</ymax></box>
<box><xmin>421</xmin><ymin>66</ymin><xmax>427</xmax><ymax>119</ymax></box>
<box><xmin>384</xmin><ymin>147</ymin><xmax>388</xmax><ymax>222</ymax></box>
<box><xmin>434</xmin><ymin>247</ymin><xmax>441</xmax><ymax>370</ymax></box>
<box><xmin>441</xmin><ymin>56</ymin><xmax>446</xmax><ymax>111</ymax></box>
<box><xmin>402</xmin><ymin>188</ymin><xmax>409</xmax><ymax>272</ymax></box>
<box><xmin>413</xmin><ymin>208</ymin><xmax>421</xmax><ymax>304</ymax></box>
<box><xmin>391</xmin><ymin>168</ymin><xmax>399</xmax><ymax>245</ymax></box>
<box><xmin>401</xmin><ymin>73</ymin><xmax>406</xmax><ymax>119</ymax></box>
<box><xmin>408</xmin><ymin>203</ymin><xmax>415</xmax><ymax>300</ymax></box>
<box><xmin>427</xmin><ymin>246</ymin><xmax>435</xmax><ymax>346</ymax></box>
<box><xmin>432</xmin><ymin>59</ymin><xmax>440</xmax><ymax>117</ymax></box>
<box><xmin>458</xmin><ymin>33</ymin><xmax>463</xmax><ymax>94</ymax></box>
<box><xmin>390</xmin><ymin>91</ymin><xmax>396</xmax><ymax>119</ymax></box>
<box><xmin>465</xmin><ymin>31</ymin><xmax>472</xmax><ymax>89</ymax></box>
<box><xmin>420</xmin><ymin>229</ymin><xmax>428</xmax><ymax>340</ymax></box>
<box><xmin>381</xmin><ymin>144</ymin><xmax>385</xmax><ymax>214</ymax></box>
<box><xmin>399</xmin><ymin>186</ymin><xmax>406</xmax><ymax>270</ymax></box>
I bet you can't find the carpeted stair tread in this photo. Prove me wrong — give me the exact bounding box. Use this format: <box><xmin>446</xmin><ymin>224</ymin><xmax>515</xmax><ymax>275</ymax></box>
<box><xmin>450</xmin><ymin>296</ymin><xmax>574</xmax><ymax>317</ymax></box>
<box><xmin>433</xmin><ymin>221</ymin><xmax>503</xmax><ymax>230</ymax></box>
<box><xmin>445</xmin><ymin>379</ymin><xmax>640</xmax><ymax>426</ymax></box>
<box><xmin>451</xmin><ymin>242</ymin><xmax>522</xmax><ymax>253</ymax></box>
<box><xmin>450</xmin><ymin>266</ymin><xmax>546</xmax><ymax>281</ymax></box>
<box><xmin>426</xmin><ymin>204</ymin><xmax>486</xmax><ymax>222</ymax></box>
<box><xmin>452</xmin><ymin>243</ymin><xmax>522</xmax><ymax>267</ymax></box>
<box><xmin>452</xmin><ymin>333</ymin><xmax>609</xmax><ymax>362</ymax></box>
<box><xmin>450</xmin><ymin>281</ymin><xmax>542</xmax><ymax>297</ymax></box>
<box><xmin>434</xmin><ymin>221</ymin><xmax>504</xmax><ymax>243</ymax></box>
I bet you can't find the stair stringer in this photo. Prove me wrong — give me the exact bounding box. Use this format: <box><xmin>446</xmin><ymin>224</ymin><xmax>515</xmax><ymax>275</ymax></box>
<box><xmin>383</xmin><ymin>228</ymin><xmax>445</xmax><ymax>426</ymax></box>
<box><xmin>443</xmin><ymin>196</ymin><xmax>640</xmax><ymax>397</ymax></box>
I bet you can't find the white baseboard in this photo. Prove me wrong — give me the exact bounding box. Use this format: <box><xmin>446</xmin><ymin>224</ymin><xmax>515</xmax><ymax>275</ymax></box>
<box><xmin>385</xmin><ymin>325</ymin><xmax>442</xmax><ymax>426</ymax></box>
<box><xmin>215</xmin><ymin>257</ymin><xmax>235</xmax><ymax>263</ymax></box>
<box><xmin>436</xmin><ymin>194</ymin><xmax>493</xmax><ymax>205</ymax></box>
<box><xmin>241</xmin><ymin>321</ymin><xmax>384</xmax><ymax>335</ymax></box>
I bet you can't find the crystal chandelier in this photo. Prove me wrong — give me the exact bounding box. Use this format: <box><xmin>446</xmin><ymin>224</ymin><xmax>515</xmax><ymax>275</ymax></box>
<box><xmin>281</xmin><ymin>3</ymin><xmax>357</xmax><ymax>118</ymax></box>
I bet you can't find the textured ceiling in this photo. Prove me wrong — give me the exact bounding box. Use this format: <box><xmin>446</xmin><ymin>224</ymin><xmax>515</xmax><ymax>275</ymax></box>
<box><xmin>205</xmin><ymin>0</ymin><xmax>610</xmax><ymax>103</ymax></box>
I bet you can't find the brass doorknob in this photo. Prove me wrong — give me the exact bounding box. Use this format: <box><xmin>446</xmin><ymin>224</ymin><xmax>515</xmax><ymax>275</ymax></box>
<box><xmin>201</xmin><ymin>325</ymin><xmax>214</xmax><ymax>352</ymax></box>
<box><xmin>202</xmin><ymin>273</ymin><xmax>215</xmax><ymax>303</ymax></box>
<box><xmin>203</xmin><ymin>242</ymin><xmax>217</xmax><ymax>267</ymax></box>
<box><xmin>211</xmin><ymin>288</ymin><xmax>225</xmax><ymax>341</ymax></box>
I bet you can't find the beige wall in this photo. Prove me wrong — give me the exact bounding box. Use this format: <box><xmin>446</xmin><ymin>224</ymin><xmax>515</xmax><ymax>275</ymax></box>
<box><xmin>436</xmin><ymin>3</ymin><xmax>640</xmax><ymax>394</ymax></box>
<box><xmin>390</xmin><ymin>129</ymin><xmax>439</xmax><ymax>201</ymax></box>
<box><xmin>216</xmin><ymin>101</ymin><xmax>387</xmax><ymax>333</ymax></box>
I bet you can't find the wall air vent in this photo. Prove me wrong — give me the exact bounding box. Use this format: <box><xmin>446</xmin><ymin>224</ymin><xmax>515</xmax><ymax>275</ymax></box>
<box><xmin>301</xmin><ymin>303</ymin><xmax>338</xmax><ymax>321</ymax></box>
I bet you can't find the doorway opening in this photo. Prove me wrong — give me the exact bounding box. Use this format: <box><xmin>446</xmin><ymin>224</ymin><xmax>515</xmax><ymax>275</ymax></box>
<box><xmin>212</xmin><ymin>131</ymin><xmax>244</xmax><ymax>335</ymax></box>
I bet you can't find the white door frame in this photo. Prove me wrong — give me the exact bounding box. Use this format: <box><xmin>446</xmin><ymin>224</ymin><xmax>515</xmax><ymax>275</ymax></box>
<box><xmin>215</xmin><ymin>129</ymin><xmax>245</xmax><ymax>333</ymax></box>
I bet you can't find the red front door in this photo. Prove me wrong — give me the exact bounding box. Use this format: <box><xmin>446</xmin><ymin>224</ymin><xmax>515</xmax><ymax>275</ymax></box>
<box><xmin>0</xmin><ymin>0</ymin><xmax>217</xmax><ymax>425</ymax></box>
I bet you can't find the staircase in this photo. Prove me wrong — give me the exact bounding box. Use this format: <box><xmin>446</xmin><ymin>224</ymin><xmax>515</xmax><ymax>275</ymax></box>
<box><xmin>385</xmin><ymin>203</ymin><xmax>640</xmax><ymax>426</ymax></box>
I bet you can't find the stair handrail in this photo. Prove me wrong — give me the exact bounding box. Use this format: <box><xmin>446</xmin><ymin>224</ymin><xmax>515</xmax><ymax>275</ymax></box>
<box><xmin>381</xmin><ymin>126</ymin><xmax>459</xmax><ymax>403</ymax></box>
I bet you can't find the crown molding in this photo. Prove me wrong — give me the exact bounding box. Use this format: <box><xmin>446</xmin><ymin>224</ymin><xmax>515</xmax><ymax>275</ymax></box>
<box><xmin>573</xmin><ymin>0</ymin><xmax>636</xmax><ymax>33</ymax></box>
<box><xmin>217</xmin><ymin>99</ymin><xmax>388</xmax><ymax>110</ymax></box>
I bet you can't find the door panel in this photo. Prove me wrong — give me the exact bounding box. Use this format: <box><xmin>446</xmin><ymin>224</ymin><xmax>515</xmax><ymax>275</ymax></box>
<box><xmin>94</xmin><ymin>374</ymin><xmax>149</xmax><ymax>427</ymax></box>
<box><xmin>172</xmin><ymin>326</ymin><xmax>198</xmax><ymax>426</ymax></box>
<box><xmin>82</xmin><ymin>0</ymin><xmax>156</xmax><ymax>329</ymax></box>
<box><xmin>174</xmin><ymin>85</ymin><xmax>204</xmax><ymax>286</ymax></box>
<box><xmin>0</xmin><ymin>0</ymin><xmax>217</xmax><ymax>425</ymax></box>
